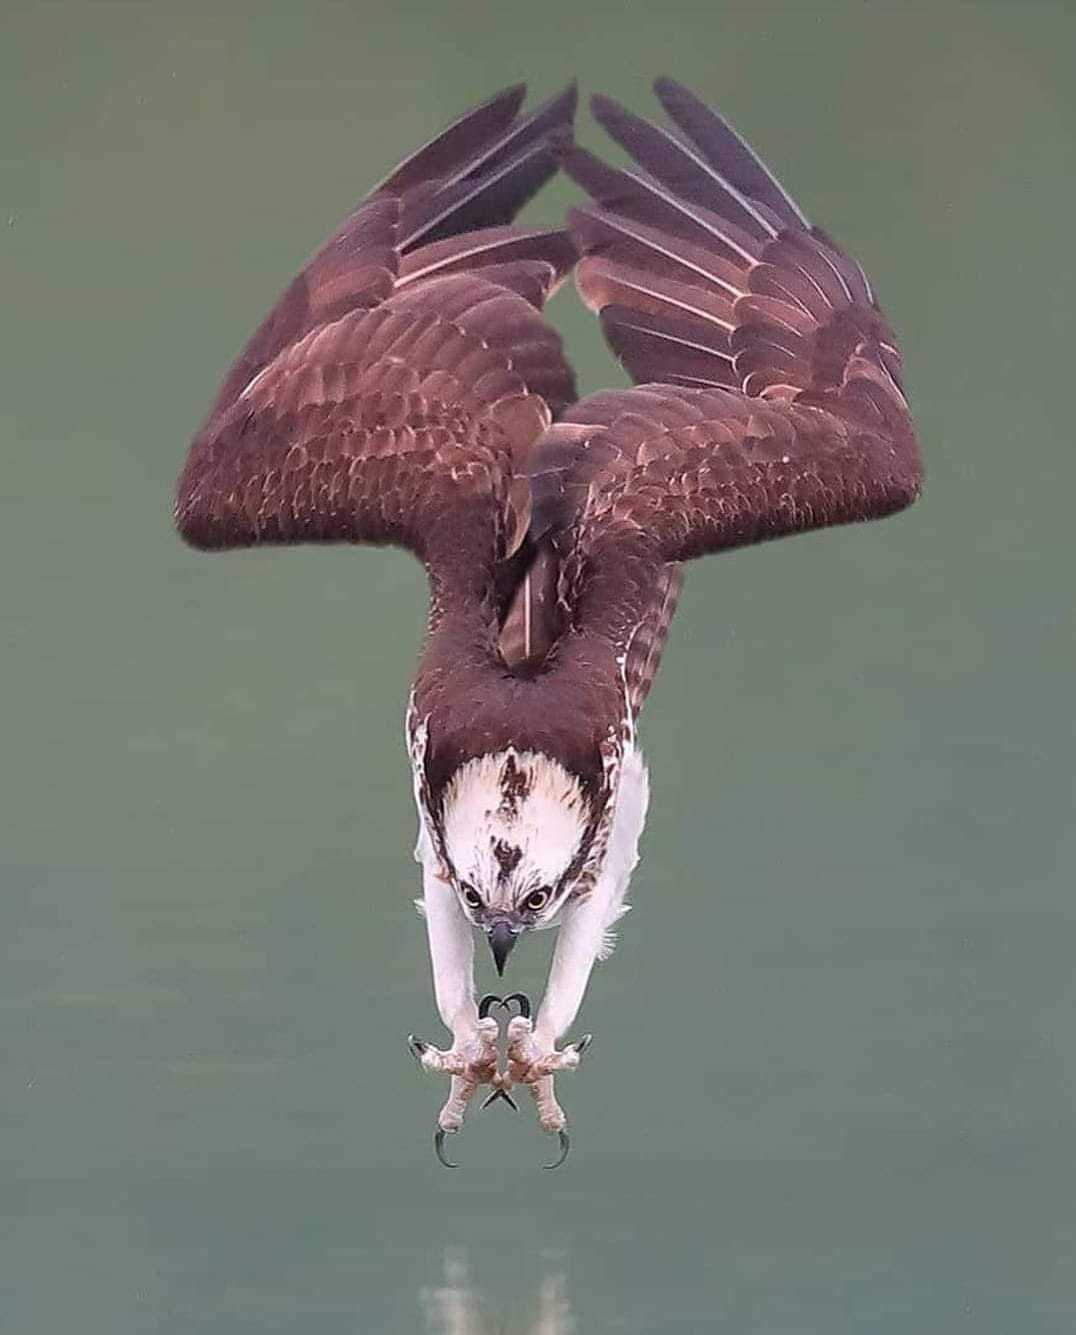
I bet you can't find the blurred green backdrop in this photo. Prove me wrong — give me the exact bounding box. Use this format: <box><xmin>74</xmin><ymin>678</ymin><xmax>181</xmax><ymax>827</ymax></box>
<box><xmin>4</xmin><ymin>1</ymin><xmax>1076</xmax><ymax>1331</ymax></box>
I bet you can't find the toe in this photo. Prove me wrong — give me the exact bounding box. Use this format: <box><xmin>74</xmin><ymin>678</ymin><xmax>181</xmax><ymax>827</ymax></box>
<box><xmin>506</xmin><ymin>1014</ymin><xmax>533</xmax><ymax>1042</ymax></box>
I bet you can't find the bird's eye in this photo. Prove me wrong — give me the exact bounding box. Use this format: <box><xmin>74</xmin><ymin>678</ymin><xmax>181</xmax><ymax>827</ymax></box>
<box><xmin>525</xmin><ymin>887</ymin><xmax>550</xmax><ymax>913</ymax></box>
<box><xmin>461</xmin><ymin>884</ymin><xmax>482</xmax><ymax>910</ymax></box>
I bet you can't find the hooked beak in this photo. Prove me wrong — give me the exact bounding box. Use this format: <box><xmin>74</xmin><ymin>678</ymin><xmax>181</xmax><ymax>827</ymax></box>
<box><xmin>486</xmin><ymin>920</ymin><xmax>518</xmax><ymax>976</ymax></box>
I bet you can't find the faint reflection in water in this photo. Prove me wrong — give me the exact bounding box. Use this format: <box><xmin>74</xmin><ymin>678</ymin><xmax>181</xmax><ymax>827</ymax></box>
<box><xmin>420</xmin><ymin>1248</ymin><xmax>576</xmax><ymax>1335</ymax></box>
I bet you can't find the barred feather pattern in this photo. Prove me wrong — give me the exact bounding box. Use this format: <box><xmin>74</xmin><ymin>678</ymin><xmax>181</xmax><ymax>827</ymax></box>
<box><xmin>622</xmin><ymin>561</ymin><xmax>682</xmax><ymax>718</ymax></box>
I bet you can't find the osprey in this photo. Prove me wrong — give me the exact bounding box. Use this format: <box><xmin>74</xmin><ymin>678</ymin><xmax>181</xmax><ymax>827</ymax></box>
<box><xmin>175</xmin><ymin>81</ymin><xmax>921</xmax><ymax>1167</ymax></box>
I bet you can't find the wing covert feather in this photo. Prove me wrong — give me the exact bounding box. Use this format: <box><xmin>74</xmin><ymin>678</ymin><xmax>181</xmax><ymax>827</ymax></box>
<box><xmin>175</xmin><ymin>86</ymin><xmax>577</xmax><ymax>568</ymax></box>
<box><xmin>536</xmin><ymin>81</ymin><xmax>920</xmax><ymax>565</ymax></box>
<box><xmin>529</xmin><ymin>81</ymin><xmax>921</xmax><ymax>713</ymax></box>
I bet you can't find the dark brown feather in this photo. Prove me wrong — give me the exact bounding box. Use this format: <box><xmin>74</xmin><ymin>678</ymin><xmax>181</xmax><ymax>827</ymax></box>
<box><xmin>530</xmin><ymin>82</ymin><xmax>921</xmax><ymax>717</ymax></box>
<box><xmin>397</xmin><ymin>84</ymin><xmax>577</xmax><ymax>249</ymax></box>
<box><xmin>652</xmin><ymin>78</ymin><xmax>809</xmax><ymax>230</ymax></box>
<box><xmin>177</xmin><ymin>81</ymin><xmax>922</xmax><ymax>811</ymax></box>
<box><xmin>371</xmin><ymin>85</ymin><xmax>527</xmax><ymax>193</ymax></box>
<box><xmin>175</xmin><ymin>88</ymin><xmax>586</xmax><ymax>804</ymax></box>
<box><xmin>176</xmin><ymin>86</ymin><xmax>577</xmax><ymax>573</ymax></box>
<box><xmin>590</xmin><ymin>94</ymin><xmax>781</xmax><ymax>244</ymax></box>
<box><xmin>623</xmin><ymin>562</ymin><xmax>682</xmax><ymax>718</ymax></box>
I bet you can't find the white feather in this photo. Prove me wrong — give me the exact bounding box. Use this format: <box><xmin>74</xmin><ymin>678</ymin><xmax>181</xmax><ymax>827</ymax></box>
<box><xmin>441</xmin><ymin>750</ymin><xmax>592</xmax><ymax>912</ymax></box>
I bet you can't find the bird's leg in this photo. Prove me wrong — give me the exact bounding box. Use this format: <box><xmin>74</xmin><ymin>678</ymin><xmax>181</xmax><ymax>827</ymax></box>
<box><xmin>504</xmin><ymin>888</ymin><xmax>610</xmax><ymax>1148</ymax></box>
<box><xmin>507</xmin><ymin>748</ymin><xmax>648</xmax><ymax>1159</ymax></box>
<box><xmin>408</xmin><ymin>854</ymin><xmax>499</xmax><ymax>1150</ymax></box>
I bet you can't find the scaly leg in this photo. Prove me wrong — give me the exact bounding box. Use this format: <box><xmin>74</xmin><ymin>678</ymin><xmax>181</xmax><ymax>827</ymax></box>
<box><xmin>505</xmin><ymin>890</ymin><xmax>606</xmax><ymax>1150</ymax></box>
<box><xmin>408</xmin><ymin>841</ymin><xmax>498</xmax><ymax>1163</ymax></box>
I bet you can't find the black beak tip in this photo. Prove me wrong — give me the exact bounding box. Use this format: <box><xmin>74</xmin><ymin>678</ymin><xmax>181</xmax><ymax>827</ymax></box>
<box><xmin>487</xmin><ymin>921</ymin><xmax>517</xmax><ymax>976</ymax></box>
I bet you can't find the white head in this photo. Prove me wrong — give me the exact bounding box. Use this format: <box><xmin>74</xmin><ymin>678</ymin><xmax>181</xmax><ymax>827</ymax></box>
<box><xmin>438</xmin><ymin>749</ymin><xmax>597</xmax><ymax>974</ymax></box>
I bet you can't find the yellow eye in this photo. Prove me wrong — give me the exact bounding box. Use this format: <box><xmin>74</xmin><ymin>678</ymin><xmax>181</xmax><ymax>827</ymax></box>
<box><xmin>525</xmin><ymin>888</ymin><xmax>550</xmax><ymax>913</ymax></box>
<box><xmin>461</xmin><ymin>884</ymin><xmax>482</xmax><ymax>910</ymax></box>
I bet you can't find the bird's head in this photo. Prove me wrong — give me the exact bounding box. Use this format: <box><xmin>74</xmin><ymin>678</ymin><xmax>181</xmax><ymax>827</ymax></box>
<box><xmin>438</xmin><ymin>749</ymin><xmax>597</xmax><ymax>975</ymax></box>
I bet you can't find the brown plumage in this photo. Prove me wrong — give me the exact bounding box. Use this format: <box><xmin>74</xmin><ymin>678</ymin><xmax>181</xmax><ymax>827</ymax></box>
<box><xmin>175</xmin><ymin>79</ymin><xmax>921</xmax><ymax>828</ymax></box>
<box><xmin>176</xmin><ymin>85</ymin><xmax>577</xmax><ymax>567</ymax></box>
<box><xmin>175</xmin><ymin>84</ymin><xmax>925</xmax><ymax>1151</ymax></box>
<box><xmin>519</xmin><ymin>83</ymin><xmax>920</xmax><ymax>723</ymax></box>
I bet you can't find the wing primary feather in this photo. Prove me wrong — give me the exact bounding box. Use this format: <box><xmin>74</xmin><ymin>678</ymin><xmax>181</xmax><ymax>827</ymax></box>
<box><xmin>601</xmin><ymin>309</ymin><xmax>733</xmax><ymax>362</ymax></box>
<box><xmin>652</xmin><ymin>77</ymin><xmax>810</xmax><ymax>229</ymax></box>
<box><xmin>399</xmin><ymin>84</ymin><xmax>577</xmax><ymax>250</ymax></box>
<box><xmin>802</xmin><ymin>240</ymin><xmax>855</xmax><ymax>305</ymax></box>
<box><xmin>576</xmin><ymin>256</ymin><xmax>736</xmax><ymax>332</ymax></box>
<box><xmin>569</xmin><ymin>204</ymin><xmax>748</xmax><ymax>297</ymax></box>
<box><xmin>370</xmin><ymin>84</ymin><xmax>527</xmax><ymax>193</ymax></box>
<box><xmin>400</xmin><ymin>138</ymin><xmax>560</xmax><ymax>250</ymax></box>
<box><xmin>449</xmin><ymin>82</ymin><xmax>577</xmax><ymax>191</ymax></box>
<box><xmin>397</xmin><ymin>226</ymin><xmax>575</xmax><ymax>288</ymax></box>
<box><xmin>590</xmin><ymin>93</ymin><xmax>780</xmax><ymax>241</ymax></box>
<box><xmin>565</xmin><ymin>151</ymin><xmax>761</xmax><ymax>269</ymax></box>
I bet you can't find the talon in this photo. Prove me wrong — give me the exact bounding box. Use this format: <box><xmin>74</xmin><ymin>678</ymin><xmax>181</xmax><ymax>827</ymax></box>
<box><xmin>407</xmin><ymin>1034</ymin><xmax>427</xmax><ymax>1061</ymax></box>
<box><xmin>542</xmin><ymin>1130</ymin><xmax>571</xmax><ymax>1170</ymax></box>
<box><xmin>571</xmin><ymin>1034</ymin><xmax>592</xmax><ymax>1054</ymax></box>
<box><xmin>477</xmin><ymin>993</ymin><xmax>503</xmax><ymax>1019</ymax></box>
<box><xmin>501</xmin><ymin>991</ymin><xmax>532</xmax><ymax>1019</ymax></box>
<box><xmin>434</xmin><ymin>1127</ymin><xmax>459</xmax><ymax>1169</ymax></box>
<box><xmin>481</xmin><ymin>1087</ymin><xmax>518</xmax><ymax>1112</ymax></box>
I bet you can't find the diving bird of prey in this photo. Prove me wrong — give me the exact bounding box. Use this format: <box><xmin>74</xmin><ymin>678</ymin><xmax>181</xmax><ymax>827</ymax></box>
<box><xmin>175</xmin><ymin>80</ymin><xmax>921</xmax><ymax>1168</ymax></box>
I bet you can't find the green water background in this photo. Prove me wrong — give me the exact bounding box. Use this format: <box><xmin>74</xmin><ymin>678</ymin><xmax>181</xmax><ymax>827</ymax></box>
<box><xmin>4</xmin><ymin>1</ymin><xmax>1076</xmax><ymax>1329</ymax></box>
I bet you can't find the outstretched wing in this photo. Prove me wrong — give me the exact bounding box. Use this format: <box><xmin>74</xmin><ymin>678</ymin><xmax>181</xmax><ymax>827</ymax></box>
<box><xmin>175</xmin><ymin>85</ymin><xmax>577</xmax><ymax>577</ymax></box>
<box><xmin>521</xmin><ymin>80</ymin><xmax>921</xmax><ymax>709</ymax></box>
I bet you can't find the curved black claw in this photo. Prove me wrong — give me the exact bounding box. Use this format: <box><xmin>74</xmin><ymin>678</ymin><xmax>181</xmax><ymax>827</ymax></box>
<box><xmin>407</xmin><ymin>1034</ymin><xmax>427</xmax><ymax>1062</ymax></box>
<box><xmin>571</xmin><ymin>1033</ymin><xmax>592</xmax><ymax>1054</ymax></box>
<box><xmin>542</xmin><ymin>1130</ymin><xmax>571</xmax><ymax>1171</ymax></box>
<box><xmin>434</xmin><ymin>1127</ymin><xmax>459</xmax><ymax>1169</ymax></box>
<box><xmin>481</xmin><ymin>1087</ymin><xmax>519</xmax><ymax>1112</ymax></box>
<box><xmin>501</xmin><ymin>991</ymin><xmax>532</xmax><ymax>1020</ymax></box>
<box><xmin>477</xmin><ymin>992</ymin><xmax>531</xmax><ymax>1020</ymax></box>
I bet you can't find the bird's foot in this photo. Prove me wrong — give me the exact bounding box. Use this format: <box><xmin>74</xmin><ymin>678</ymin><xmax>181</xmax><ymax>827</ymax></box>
<box><xmin>407</xmin><ymin>1017</ymin><xmax>500</xmax><ymax>1086</ymax></box>
<box><xmin>473</xmin><ymin>993</ymin><xmax>531</xmax><ymax>1111</ymax></box>
<box><xmin>505</xmin><ymin>1015</ymin><xmax>592</xmax><ymax>1089</ymax></box>
<box><xmin>407</xmin><ymin>1018</ymin><xmax>500</xmax><ymax>1163</ymax></box>
<box><xmin>503</xmin><ymin>1015</ymin><xmax>591</xmax><ymax>1166</ymax></box>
